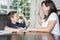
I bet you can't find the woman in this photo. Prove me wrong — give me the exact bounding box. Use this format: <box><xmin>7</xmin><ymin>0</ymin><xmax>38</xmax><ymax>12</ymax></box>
<box><xmin>27</xmin><ymin>0</ymin><xmax>59</xmax><ymax>34</ymax></box>
<box><xmin>4</xmin><ymin>11</ymin><xmax>28</xmax><ymax>32</ymax></box>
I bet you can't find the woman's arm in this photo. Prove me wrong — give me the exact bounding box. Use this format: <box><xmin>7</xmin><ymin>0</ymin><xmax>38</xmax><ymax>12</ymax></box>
<box><xmin>27</xmin><ymin>21</ymin><xmax>56</xmax><ymax>32</ymax></box>
<box><xmin>37</xmin><ymin>7</ymin><xmax>42</xmax><ymax>24</ymax></box>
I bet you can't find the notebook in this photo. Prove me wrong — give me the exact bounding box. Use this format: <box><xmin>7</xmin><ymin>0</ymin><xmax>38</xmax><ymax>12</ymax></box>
<box><xmin>0</xmin><ymin>30</ymin><xmax>12</xmax><ymax>35</ymax></box>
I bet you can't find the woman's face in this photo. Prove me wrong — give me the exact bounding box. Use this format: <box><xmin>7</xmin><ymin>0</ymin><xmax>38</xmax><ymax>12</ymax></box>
<box><xmin>41</xmin><ymin>3</ymin><xmax>50</xmax><ymax>16</ymax></box>
<box><xmin>11</xmin><ymin>13</ymin><xmax>19</xmax><ymax>22</ymax></box>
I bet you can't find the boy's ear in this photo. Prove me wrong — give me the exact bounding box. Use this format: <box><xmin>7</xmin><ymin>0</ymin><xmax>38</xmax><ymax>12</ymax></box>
<box><xmin>11</xmin><ymin>17</ymin><xmax>13</xmax><ymax>20</ymax></box>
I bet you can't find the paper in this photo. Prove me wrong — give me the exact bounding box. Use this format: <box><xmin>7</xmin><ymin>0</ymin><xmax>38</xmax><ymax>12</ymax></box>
<box><xmin>0</xmin><ymin>30</ymin><xmax>12</xmax><ymax>35</ymax></box>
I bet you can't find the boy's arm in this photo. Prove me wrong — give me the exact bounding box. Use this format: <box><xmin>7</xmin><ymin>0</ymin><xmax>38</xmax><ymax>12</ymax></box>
<box><xmin>4</xmin><ymin>26</ymin><xmax>18</xmax><ymax>31</ymax></box>
<box><xmin>4</xmin><ymin>26</ymin><xmax>25</xmax><ymax>32</ymax></box>
<box><xmin>20</xmin><ymin>13</ymin><xmax>29</xmax><ymax>27</ymax></box>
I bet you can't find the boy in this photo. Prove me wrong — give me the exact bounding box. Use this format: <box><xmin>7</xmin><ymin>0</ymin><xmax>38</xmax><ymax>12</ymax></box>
<box><xmin>4</xmin><ymin>11</ymin><xmax>28</xmax><ymax>32</ymax></box>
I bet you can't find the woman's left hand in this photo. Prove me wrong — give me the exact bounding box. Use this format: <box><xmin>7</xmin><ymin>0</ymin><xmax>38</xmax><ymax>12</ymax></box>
<box><xmin>18</xmin><ymin>28</ymin><xmax>25</xmax><ymax>32</ymax></box>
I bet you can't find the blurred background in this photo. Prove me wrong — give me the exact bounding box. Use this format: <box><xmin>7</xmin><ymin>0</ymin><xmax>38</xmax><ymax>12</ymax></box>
<box><xmin>0</xmin><ymin>0</ymin><xmax>31</xmax><ymax>20</ymax></box>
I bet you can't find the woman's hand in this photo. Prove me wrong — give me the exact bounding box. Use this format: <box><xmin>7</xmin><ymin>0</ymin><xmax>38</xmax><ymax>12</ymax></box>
<box><xmin>26</xmin><ymin>27</ymin><xmax>31</xmax><ymax>32</ymax></box>
<box><xmin>18</xmin><ymin>27</ymin><xmax>25</xmax><ymax>32</ymax></box>
<box><xmin>37</xmin><ymin>7</ymin><xmax>42</xmax><ymax>25</ymax></box>
<box><xmin>38</xmin><ymin>7</ymin><xmax>40</xmax><ymax>14</ymax></box>
<box><xmin>26</xmin><ymin>27</ymin><xmax>35</xmax><ymax>32</ymax></box>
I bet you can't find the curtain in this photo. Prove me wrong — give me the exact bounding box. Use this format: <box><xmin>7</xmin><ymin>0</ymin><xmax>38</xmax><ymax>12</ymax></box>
<box><xmin>30</xmin><ymin>0</ymin><xmax>44</xmax><ymax>28</ymax></box>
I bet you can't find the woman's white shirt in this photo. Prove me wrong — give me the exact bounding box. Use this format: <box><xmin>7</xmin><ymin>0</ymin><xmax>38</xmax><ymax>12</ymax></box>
<box><xmin>41</xmin><ymin>12</ymin><xmax>59</xmax><ymax>34</ymax></box>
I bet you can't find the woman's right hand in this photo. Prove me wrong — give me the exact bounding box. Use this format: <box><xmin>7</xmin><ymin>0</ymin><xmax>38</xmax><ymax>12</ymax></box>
<box><xmin>37</xmin><ymin>7</ymin><xmax>41</xmax><ymax>15</ymax></box>
<box><xmin>37</xmin><ymin>7</ymin><xmax>42</xmax><ymax>24</ymax></box>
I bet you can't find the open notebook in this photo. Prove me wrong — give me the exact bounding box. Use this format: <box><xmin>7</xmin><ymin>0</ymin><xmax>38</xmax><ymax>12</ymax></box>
<box><xmin>0</xmin><ymin>30</ymin><xmax>12</xmax><ymax>35</ymax></box>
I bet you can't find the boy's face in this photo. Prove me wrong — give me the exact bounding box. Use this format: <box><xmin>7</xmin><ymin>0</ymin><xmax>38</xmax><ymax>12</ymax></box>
<box><xmin>11</xmin><ymin>13</ymin><xmax>19</xmax><ymax>22</ymax></box>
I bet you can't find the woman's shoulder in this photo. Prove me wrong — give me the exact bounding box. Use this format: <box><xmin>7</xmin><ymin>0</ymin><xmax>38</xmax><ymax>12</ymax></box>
<box><xmin>50</xmin><ymin>12</ymin><xmax>57</xmax><ymax>16</ymax></box>
<box><xmin>48</xmin><ymin>12</ymin><xmax>58</xmax><ymax>21</ymax></box>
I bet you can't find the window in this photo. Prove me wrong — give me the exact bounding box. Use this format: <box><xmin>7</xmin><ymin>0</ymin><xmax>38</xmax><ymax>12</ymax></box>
<box><xmin>1</xmin><ymin>5</ymin><xmax>7</xmax><ymax>9</ymax></box>
<box><xmin>19</xmin><ymin>0</ymin><xmax>31</xmax><ymax>20</ymax></box>
<box><xmin>0</xmin><ymin>10</ymin><xmax>7</xmax><ymax>14</ymax></box>
<box><xmin>10</xmin><ymin>6</ymin><xmax>17</xmax><ymax>10</ymax></box>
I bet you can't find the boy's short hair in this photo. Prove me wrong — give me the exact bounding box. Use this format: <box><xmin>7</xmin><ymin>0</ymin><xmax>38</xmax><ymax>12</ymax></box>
<box><xmin>8</xmin><ymin>11</ymin><xmax>17</xmax><ymax>21</ymax></box>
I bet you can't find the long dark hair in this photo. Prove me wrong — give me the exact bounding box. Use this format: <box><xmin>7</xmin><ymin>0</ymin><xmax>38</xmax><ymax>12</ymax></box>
<box><xmin>41</xmin><ymin>0</ymin><xmax>57</xmax><ymax>21</ymax></box>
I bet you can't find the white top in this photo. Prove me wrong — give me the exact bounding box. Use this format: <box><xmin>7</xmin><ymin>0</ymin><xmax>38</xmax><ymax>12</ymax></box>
<box><xmin>41</xmin><ymin>12</ymin><xmax>59</xmax><ymax>34</ymax></box>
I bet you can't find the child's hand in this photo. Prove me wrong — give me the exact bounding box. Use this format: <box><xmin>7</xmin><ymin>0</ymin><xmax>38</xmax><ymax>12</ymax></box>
<box><xmin>20</xmin><ymin>13</ymin><xmax>25</xmax><ymax>18</ymax></box>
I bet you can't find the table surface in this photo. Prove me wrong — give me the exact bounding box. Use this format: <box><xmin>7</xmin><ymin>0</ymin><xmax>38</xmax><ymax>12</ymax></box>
<box><xmin>17</xmin><ymin>32</ymin><xmax>60</xmax><ymax>40</ymax></box>
<box><xmin>0</xmin><ymin>32</ymin><xmax>60</xmax><ymax>40</ymax></box>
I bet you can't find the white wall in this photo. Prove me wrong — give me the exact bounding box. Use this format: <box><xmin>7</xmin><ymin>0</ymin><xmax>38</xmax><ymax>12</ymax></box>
<box><xmin>30</xmin><ymin>0</ymin><xmax>44</xmax><ymax>28</ymax></box>
<box><xmin>30</xmin><ymin>0</ymin><xmax>36</xmax><ymax>28</ymax></box>
<box><xmin>52</xmin><ymin>0</ymin><xmax>60</xmax><ymax>9</ymax></box>
<box><xmin>52</xmin><ymin>0</ymin><xmax>60</xmax><ymax>15</ymax></box>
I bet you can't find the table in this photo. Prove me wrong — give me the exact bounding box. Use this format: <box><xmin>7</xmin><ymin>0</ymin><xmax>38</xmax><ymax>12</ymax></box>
<box><xmin>17</xmin><ymin>32</ymin><xmax>60</xmax><ymax>40</ymax></box>
<box><xmin>0</xmin><ymin>34</ymin><xmax>11</xmax><ymax>40</ymax></box>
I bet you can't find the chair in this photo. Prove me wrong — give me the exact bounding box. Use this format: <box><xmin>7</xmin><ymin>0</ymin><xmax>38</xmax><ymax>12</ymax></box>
<box><xmin>0</xmin><ymin>14</ymin><xmax>10</xmax><ymax>40</ymax></box>
<box><xmin>58</xmin><ymin>15</ymin><xmax>60</xmax><ymax>30</ymax></box>
<box><xmin>0</xmin><ymin>14</ymin><xmax>9</xmax><ymax>30</ymax></box>
<box><xmin>58</xmin><ymin>15</ymin><xmax>60</xmax><ymax>25</ymax></box>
